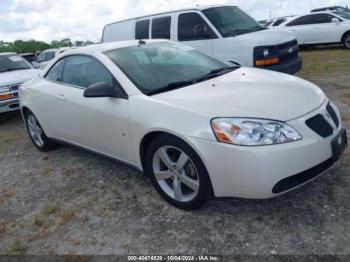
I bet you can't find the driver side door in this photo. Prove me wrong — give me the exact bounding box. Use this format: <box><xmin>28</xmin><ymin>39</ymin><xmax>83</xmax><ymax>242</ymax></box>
<box><xmin>44</xmin><ymin>55</ymin><xmax>135</xmax><ymax>164</ymax></box>
<box><xmin>176</xmin><ymin>12</ymin><xmax>217</xmax><ymax>54</ymax></box>
<box><xmin>285</xmin><ymin>15</ymin><xmax>316</xmax><ymax>44</ymax></box>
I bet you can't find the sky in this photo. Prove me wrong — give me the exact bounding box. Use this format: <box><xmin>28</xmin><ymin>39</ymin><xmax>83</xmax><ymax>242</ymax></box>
<box><xmin>0</xmin><ymin>0</ymin><xmax>348</xmax><ymax>43</ymax></box>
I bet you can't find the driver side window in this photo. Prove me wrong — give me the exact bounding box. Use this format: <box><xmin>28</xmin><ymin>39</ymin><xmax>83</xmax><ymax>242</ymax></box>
<box><xmin>45</xmin><ymin>59</ymin><xmax>65</xmax><ymax>82</ymax></box>
<box><xmin>61</xmin><ymin>56</ymin><xmax>116</xmax><ymax>89</ymax></box>
<box><xmin>178</xmin><ymin>13</ymin><xmax>217</xmax><ymax>41</ymax></box>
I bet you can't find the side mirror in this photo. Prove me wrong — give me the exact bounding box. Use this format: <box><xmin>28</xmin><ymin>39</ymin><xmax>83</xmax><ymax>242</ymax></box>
<box><xmin>331</xmin><ymin>18</ymin><xmax>340</xmax><ymax>23</ymax></box>
<box><xmin>83</xmin><ymin>82</ymin><xmax>126</xmax><ymax>99</ymax></box>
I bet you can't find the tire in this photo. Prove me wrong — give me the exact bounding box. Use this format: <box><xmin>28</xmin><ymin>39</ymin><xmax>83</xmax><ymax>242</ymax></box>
<box><xmin>343</xmin><ymin>32</ymin><xmax>350</xmax><ymax>49</ymax></box>
<box><xmin>25</xmin><ymin>111</ymin><xmax>55</xmax><ymax>152</ymax></box>
<box><xmin>145</xmin><ymin>134</ymin><xmax>212</xmax><ymax>210</ymax></box>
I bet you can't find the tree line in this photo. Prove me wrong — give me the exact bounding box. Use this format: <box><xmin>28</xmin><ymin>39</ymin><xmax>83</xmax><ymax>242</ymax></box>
<box><xmin>0</xmin><ymin>39</ymin><xmax>95</xmax><ymax>54</ymax></box>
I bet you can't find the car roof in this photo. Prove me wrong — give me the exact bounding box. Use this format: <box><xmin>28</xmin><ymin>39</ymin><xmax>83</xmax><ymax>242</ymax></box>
<box><xmin>0</xmin><ymin>52</ymin><xmax>17</xmax><ymax>56</ymax></box>
<box><xmin>41</xmin><ymin>48</ymin><xmax>60</xmax><ymax>53</ymax></box>
<box><xmin>311</xmin><ymin>6</ymin><xmax>339</xmax><ymax>11</ymax></box>
<box><xmin>289</xmin><ymin>11</ymin><xmax>339</xmax><ymax>19</ymax></box>
<box><xmin>61</xmin><ymin>39</ymin><xmax>168</xmax><ymax>56</ymax></box>
<box><xmin>105</xmin><ymin>4</ymin><xmax>237</xmax><ymax>25</ymax></box>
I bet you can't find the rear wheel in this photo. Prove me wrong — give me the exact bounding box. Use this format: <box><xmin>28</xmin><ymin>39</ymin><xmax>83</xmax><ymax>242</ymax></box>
<box><xmin>145</xmin><ymin>134</ymin><xmax>212</xmax><ymax>210</ymax></box>
<box><xmin>343</xmin><ymin>33</ymin><xmax>350</xmax><ymax>49</ymax></box>
<box><xmin>25</xmin><ymin>111</ymin><xmax>55</xmax><ymax>152</ymax></box>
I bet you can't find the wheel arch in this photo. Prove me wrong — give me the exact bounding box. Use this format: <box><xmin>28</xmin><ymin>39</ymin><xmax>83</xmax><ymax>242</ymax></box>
<box><xmin>21</xmin><ymin>106</ymin><xmax>31</xmax><ymax>119</ymax></box>
<box><xmin>139</xmin><ymin>130</ymin><xmax>215</xmax><ymax>197</ymax></box>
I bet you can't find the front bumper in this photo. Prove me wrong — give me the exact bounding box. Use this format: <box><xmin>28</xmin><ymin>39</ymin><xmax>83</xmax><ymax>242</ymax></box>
<box><xmin>0</xmin><ymin>98</ymin><xmax>20</xmax><ymax>114</ymax></box>
<box><xmin>187</xmin><ymin>102</ymin><xmax>347</xmax><ymax>199</ymax></box>
<box><xmin>257</xmin><ymin>56</ymin><xmax>303</xmax><ymax>75</ymax></box>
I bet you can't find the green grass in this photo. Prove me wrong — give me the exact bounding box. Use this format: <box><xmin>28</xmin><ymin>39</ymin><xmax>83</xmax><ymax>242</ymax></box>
<box><xmin>297</xmin><ymin>47</ymin><xmax>350</xmax><ymax>79</ymax></box>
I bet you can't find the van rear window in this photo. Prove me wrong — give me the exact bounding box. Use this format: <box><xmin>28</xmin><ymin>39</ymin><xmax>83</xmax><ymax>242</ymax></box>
<box><xmin>135</xmin><ymin>20</ymin><xmax>150</xmax><ymax>39</ymax></box>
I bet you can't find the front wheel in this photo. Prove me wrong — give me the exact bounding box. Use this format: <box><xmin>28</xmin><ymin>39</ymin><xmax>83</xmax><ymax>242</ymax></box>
<box><xmin>343</xmin><ymin>33</ymin><xmax>350</xmax><ymax>49</ymax></box>
<box><xmin>25</xmin><ymin>111</ymin><xmax>55</xmax><ymax>152</ymax></box>
<box><xmin>145</xmin><ymin>134</ymin><xmax>212</xmax><ymax>210</ymax></box>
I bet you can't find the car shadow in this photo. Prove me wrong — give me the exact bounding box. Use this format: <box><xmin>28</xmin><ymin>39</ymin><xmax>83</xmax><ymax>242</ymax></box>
<box><xmin>300</xmin><ymin>44</ymin><xmax>344</xmax><ymax>52</ymax></box>
<box><xmin>0</xmin><ymin>111</ymin><xmax>23</xmax><ymax>124</ymax></box>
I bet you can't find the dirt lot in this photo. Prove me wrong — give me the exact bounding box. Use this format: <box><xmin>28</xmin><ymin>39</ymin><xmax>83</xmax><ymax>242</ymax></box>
<box><xmin>0</xmin><ymin>47</ymin><xmax>350</xmax><ymax>256</ymax></box>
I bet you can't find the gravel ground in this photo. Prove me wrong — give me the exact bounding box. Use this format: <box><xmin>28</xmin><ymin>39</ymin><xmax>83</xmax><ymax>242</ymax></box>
<box><xmin>0</xmin><ymin>47</ymin><xmax>349</xmax><ymax>256</ymax></box>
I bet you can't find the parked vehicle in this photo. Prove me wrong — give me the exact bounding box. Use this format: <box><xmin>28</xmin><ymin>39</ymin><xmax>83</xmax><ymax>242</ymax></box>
<box><xmin>20</xmin><ymin>53</ymin><xmax>37</xmax><ymax>64</ymax></box>
<box><xmin>278</xmin><ymin>12</ymin><xmax>350</xmax><ymax>49</ymax></box>
<box><xmin>311</xmin><ymin>6</ymin><xmax>349</xmax><ymax>13</ymax></box>
<box><xmin>20</xmin><ymin>40</ymin><xmax>347</xmax><ymax>209</ymax></box>
<box><xmin>265</xmin><ymin>16</ymin><xmax>295</xmax><ymax>28</ymax></box>
<box><xmin>103</xmin><ymin>5</ymin><xmax>302</xmax><ymax>74</ymax></box>
<box><xmin>35</xmin><ymin>47</ymin><xmax>71</xmax><ymax>69</ymax></box>
<box><xmin>0</xmin><ymin>53</ymin><xmax>40</xmax><ymax>114</ymax></box>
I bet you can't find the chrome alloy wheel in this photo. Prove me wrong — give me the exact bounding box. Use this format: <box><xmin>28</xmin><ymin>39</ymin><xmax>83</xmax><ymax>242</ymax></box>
<box><xmin>152</xmin><ymin>146</ymin><xmax>200</xmax><ymax>202</ymax></box>
<box><xmin>27</xmin><ymin>115</ymin><xmax>44</xmax><ymax>147</ymax></box>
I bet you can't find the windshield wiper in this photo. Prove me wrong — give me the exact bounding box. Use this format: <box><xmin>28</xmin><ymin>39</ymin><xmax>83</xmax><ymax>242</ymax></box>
<box><xmin>148</xmin><ymin>66</ymin><xmax>238</xmax><ymax>95</ymax></box>
<box><xmin>0</xmin><ymin>67</ymin><xmax>30</xmax><ymax>73</ymax></box>
<box><xmin>209</xmin><ymin>66</ymin><xmax>237</xmax><ymax>74</ymax></box>
<box><xmin>195</xmin><ymin>66</ymin><xmax>237</xmax><ymax>82</ymax></box>
<box><xmin>147</xmin><ymin>80</ymin><xmax>195</xmax><ymax>95</ymax></box>
<box><xmin>251</xmin><ymin>25</ymin><xmax>266</xmax><ymax>31</ymax></box>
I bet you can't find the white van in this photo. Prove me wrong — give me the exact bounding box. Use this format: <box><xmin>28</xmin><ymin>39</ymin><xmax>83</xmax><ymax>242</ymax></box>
<box><xmin>102</xmin><ymin>5</ymin><xmax>302</xmax><ymax>74</ymax></box>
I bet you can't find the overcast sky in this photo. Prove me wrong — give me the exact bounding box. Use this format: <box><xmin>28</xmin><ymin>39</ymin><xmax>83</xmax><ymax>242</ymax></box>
<box><xmin>0</xmin><ymin>0</ymin><xmax>348</xmax><ymax>43</ymax></box>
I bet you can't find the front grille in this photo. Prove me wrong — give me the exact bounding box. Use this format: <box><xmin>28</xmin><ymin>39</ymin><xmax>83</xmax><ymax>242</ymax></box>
<box><xmin>306</xmin><ymin>114</ymin><xmax>333</xmax><ymax>138</ymax></box>
<box><xmin>254</xmin><ymin>40</ymin><xmax>299</xmax><ymax>67</ymax></box>
<box><xmin>326</xmin><ymin>103</ymin><xmax>340</xmax><ymax>128</ymax></box>
<box><xmin>276</xmin><ymin>40</ymin><xmax>299</xmax><ymax>63</ymax></box>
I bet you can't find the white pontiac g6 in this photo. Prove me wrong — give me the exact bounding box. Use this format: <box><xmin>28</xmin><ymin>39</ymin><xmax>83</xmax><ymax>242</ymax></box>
<box><xmin>20</xmin><ymin>40</ymin><xmax>347</xmax><ymax>209</ymax></box>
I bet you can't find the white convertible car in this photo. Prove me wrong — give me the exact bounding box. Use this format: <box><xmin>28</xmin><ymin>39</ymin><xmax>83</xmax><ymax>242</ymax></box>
<box><xmin>20</xmin><ymin>40</ymin><xmax>347</xmax><ymax>209</ymax></box>
<box><xmin>278</xmin><ymin>11</ymin><xmax>350</xmax><ymax>49</ymax></box>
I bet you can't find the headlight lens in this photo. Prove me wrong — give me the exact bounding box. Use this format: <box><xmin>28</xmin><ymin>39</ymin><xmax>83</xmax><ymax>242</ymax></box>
<box><xmin>211</xmin><ymin>118</ymin><xmax>302</xmax><ymax>146</ymax></box>
<box><xmin>0</xmin><ymin>86</ymin><xmax>10</xmax><ymax>94</ymax></box>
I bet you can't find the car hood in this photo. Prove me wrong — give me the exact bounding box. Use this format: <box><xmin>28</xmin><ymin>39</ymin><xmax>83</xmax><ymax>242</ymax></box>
<box><xmin>234</xmin><ymin>28</ymin><xmax>295</xmax><ymax>46</ymax></box>
<box><xmin>0</xmin><ymin>69</ymin><xmax>40</xmax><ymax>86</ymax></box>
<box><xmin>153</xmin><ymin>68</ymin><xmax>325</xmax><ymax>121</ymax></box>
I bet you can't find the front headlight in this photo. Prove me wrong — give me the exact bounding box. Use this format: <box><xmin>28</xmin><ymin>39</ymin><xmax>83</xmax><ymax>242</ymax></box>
<box><xmin>0</xmin><ymin>86</ymin><xmax>10</xmax><ymax>94</ymax></box>
<box><xmin>211</xmin><ymin>118</ymin><xmax>302</xmax><ymax>146</ymax></box>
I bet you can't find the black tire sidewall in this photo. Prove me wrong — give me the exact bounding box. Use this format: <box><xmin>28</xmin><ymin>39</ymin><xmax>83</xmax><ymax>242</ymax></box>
<box><xmin>344</xmin><ymin>33</ymin><xmax>350</xmax><ymax>49</ymax></box>
<box><xmin>25</xmin><ymin>111</ymin><xmax>52</xmax><ymax>152</ymax></box>
<box><xmin>145</xmin><ymin>134</ymin><xmax>212</xmax><ymax>210</ymax></box>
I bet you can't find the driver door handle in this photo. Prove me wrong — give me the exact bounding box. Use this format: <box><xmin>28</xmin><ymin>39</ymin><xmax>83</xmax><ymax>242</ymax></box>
<box><xmin>56</xmin><ymin>94</ymin><xmax>67</xmax><ymax>102</ymax></box>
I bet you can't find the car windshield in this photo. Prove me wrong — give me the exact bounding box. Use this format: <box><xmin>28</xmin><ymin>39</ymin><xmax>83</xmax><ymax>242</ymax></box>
<box><xmin>0</xmin><ymin>54</ymin><xmax>32</xmax><ymax>73</ymax></box>
<box><xmin>202</xmin><ymin>6</ymin><xmax>265</xmax><ymax>37</ymax></box>
<box><xmin>333</xmin><ymin>11</ymin><xmax>350</xmax><ymax>20</ymax></box>
<box><xmin>105</xmin><ymin>42</ymin><xmax>238</xmax><ymax>95</ymax></box>
<box><xmin>336</xmin><ymin>6</ymin><xmax>349</xmax><ymax>12</ymax></box>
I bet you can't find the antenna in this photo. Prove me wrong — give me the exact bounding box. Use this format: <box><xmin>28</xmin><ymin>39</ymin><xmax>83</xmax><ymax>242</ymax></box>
<box><xmin>138</xmin><ymin>39</ymin><xmax>146</xmax><ymax>47</ymax></box>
